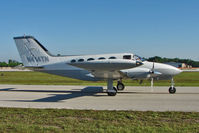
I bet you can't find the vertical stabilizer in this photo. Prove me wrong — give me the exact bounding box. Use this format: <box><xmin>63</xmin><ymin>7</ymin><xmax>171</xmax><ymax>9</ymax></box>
<box><xmin>14</xmin><ymin>36</ymin><xmax>52</xmax><ymax>67</ymax></box>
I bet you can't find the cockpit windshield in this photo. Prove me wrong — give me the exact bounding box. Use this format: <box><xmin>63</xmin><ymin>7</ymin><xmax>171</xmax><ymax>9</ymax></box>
<box><xmin>133</xmin><ymin>55</ymin><xmax>145</xmax><ymax>61</ymax></box>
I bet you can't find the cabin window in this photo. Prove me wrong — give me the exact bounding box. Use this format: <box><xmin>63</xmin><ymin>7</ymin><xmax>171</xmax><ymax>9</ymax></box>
<box><xmin>87</xmin><ymin>58</ymin><xmax>95</xmax><ymax>61</ymax></box>
<box><xmin>98</xmin><ymin>57</ymin><xmax>106</xmax><ymax>60</ymax></box>
<box><xmin>123</xmin><ymin>55</ymin><xmax>131</xmax><ymax>60</ymax></box>
<box><xmin>78</xmin><ymin>59</ymin><xmax>84</xmax><ymax>62</ymax></box>
<box><xmin>71</xmin><ymin>59</ymin><xmax>76</xmax><ymax>63</ymax></box>
<box><xmin>109</xmin><ymin>56</ymin><xmax>116</xmax><ymax>59</ymax></box>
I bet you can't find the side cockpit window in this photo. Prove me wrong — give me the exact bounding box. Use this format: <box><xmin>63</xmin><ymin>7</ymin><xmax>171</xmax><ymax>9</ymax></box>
<box><xmin>123</xmin><ymin>55</ymin><xmax>131</xmax><ymax>60</ymax></box>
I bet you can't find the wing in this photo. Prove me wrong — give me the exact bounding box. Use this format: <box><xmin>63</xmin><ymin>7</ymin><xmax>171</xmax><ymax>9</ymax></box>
<box><xmin>69</xmin><ymin>59</ymin><xmax>142</xmax><ymax>79</ymax></box>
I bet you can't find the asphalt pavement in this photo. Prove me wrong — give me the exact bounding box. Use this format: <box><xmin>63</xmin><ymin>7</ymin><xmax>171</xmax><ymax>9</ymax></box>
<box><xmin>0</xmin><ymin>85</ymin><xmax>198</xmax><ymax>112</ymax></box>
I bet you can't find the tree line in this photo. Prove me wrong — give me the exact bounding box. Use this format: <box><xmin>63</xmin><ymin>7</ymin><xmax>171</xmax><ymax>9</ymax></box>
<box><xmin>0</xmin><ymin>60</ymin><xmax>22</xmax><ymax>67</ymax></box>
<box><xmin>147</xmin><ymin>56</ymin><xmax>199</xmax><ymax>67</ymax></box>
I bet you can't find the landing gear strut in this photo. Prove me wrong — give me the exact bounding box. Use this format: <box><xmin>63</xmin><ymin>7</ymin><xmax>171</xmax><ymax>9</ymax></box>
<box><xmin>117</xmin><ymin>81</ymin><xmax>125</xmax><ymax>91</ymax></box>
<box><xmin>107</xmin><ymin>79</ymin><xmax>117</xmax><ymax>96</ymax></box>
<box><xmin>169</xmin><ymin>78</ymin><xmax>176</xmax><ymax>94</ymax></box>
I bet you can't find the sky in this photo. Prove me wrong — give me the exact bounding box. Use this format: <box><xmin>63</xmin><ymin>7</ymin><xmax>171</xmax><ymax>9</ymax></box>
<box><xmin>0</xmin><ymin>0</ymin><xmax>199</xmax><ymax>62</ymax></box>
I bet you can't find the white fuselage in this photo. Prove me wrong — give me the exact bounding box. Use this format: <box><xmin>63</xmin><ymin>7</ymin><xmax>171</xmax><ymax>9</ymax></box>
<box><xmin>38</xmin><ymin>53</ymin><xmax>182</xmax><ymax>81</ymax></box>
<box><xmin>38</xmin><ymin>53</ymin><xmax>136</xmax><ymax>81</ymax></box>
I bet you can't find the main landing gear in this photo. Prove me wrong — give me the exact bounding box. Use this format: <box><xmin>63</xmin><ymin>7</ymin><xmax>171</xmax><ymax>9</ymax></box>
<box><xmin>107</xmin><ymin>79</ymin><xmax>125</xmax><ymax>96</ymax></box>
<box><xmin>107</xmin><ymin>79</ymin><xmax>117</xmax><ymax>96</ymax></box>
<box><xmin>169</xmin><ymin>78</ymin><xmax>176</xmax><ymax>94</ymax></box>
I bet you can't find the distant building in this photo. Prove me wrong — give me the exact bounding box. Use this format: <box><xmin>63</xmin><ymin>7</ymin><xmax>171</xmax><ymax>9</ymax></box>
<box><xmin>164</xmin><ymin>62</ymin><xmax>182</xmax><ymax>68</ymax></box>
<box><xmin>164</xmin><ymin>62</ymin><xmax>192</xmax><ymax>68</ymax></box>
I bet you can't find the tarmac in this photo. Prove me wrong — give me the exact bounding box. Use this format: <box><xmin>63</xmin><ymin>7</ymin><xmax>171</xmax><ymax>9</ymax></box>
<box><xmin>0</xmin><ymin>85</ymin><xmax>199</xmax><ymax>112</ymax></box>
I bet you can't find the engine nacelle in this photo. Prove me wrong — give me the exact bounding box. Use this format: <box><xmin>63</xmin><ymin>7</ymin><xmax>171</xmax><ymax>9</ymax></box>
<box><xmin>122</xmin><ymin>67</ymin><xmax>162</xmax><ymax>80</ymax></box>
<box><xmin>122</xmin><ymin>68</ymin><xmax>151</xmax><ymax>79</ymax></box>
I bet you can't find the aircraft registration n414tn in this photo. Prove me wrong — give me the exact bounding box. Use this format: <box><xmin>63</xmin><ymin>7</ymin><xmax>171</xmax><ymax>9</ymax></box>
<box><xmin>14</xmin><ymin>36</ymin><xmax>182</xmax><ymax>96</ymax></box>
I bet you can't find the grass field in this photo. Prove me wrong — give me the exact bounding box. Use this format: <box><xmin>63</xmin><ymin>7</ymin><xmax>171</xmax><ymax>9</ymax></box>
<box><xmin>0</xmin><ymin>71</ymin><xmax>199</xmax><ymax>86</ymax></box>
<box><xmin>0</xmin><ymin>108</ymin><xmax>198</xmax><ymax>133</ymax></box>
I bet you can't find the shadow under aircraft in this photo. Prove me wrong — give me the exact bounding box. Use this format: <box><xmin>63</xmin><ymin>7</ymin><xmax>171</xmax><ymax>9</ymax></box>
<box><xmin>0</xmin><ymin>87</ymin><xmax>105</xmax><ymax>102</ymax></box>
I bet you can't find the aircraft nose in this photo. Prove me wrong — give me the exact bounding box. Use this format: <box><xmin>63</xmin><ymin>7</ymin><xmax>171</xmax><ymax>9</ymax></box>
<box><xmin>171</xmin><ymin>67</ymin><xmax>182</xmax><ymax>75</ymax></box>
<box><xmin>153</xmin><ymin>63</ymin><xmax>182</xmax><ymax>76</ymax></box>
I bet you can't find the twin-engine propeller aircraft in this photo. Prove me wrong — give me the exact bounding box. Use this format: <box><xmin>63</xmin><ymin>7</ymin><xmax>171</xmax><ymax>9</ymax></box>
<box><xmin>14</xmin><ymin>36</ymin><xmax>182</xmax><ymax>96</ymax></box>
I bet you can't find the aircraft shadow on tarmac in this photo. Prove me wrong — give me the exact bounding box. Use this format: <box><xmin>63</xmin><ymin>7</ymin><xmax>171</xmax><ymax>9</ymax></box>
<box><xmin>0</xmin><ymin>87</ymin><xmax>199</xmax><ymax>102</ymax></box>
<box><xmin>0</xmin><ymin>87</ymin><xmax>106</xmax><ymax>102</ymax></box>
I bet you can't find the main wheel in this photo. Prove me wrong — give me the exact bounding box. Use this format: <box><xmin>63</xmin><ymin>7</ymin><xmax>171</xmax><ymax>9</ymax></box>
<box><xmin>169</xmin><ymin>87</ymin><xmax>176</xmax><ymax>94</ymax></box>
<box><xmin>117</xmin><ymin>82</ymin><xmax>125</xmax><ymax>91</ymax></box>
<box><xmin>107</xmin><ymin>87</ymin><xmax>117</xmax><ymax>96</ymax></box>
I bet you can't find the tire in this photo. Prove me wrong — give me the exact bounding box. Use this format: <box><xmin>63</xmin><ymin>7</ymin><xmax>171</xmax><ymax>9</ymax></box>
<box><xmin>107</xmin><ymin>92</ymin><xmax>117</xmax><ymax>96</ymax></box>
<box><xmin>169</xmin><ymin>87</ymin><xmax>176</xmax><ymax>94</ymax></box>
<box><xmin>107</xmin><ymin>87</ymin><xmax>117</xmax><ymax>96</ymax></box>
<box><xmin>117</xmin><ymin>83</ymin><xmax>125</xmax><ymax>91</ymax></box>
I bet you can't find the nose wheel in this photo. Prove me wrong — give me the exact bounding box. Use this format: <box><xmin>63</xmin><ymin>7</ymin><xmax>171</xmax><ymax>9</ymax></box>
<box><xmin>169</xmin><ymin>86</ymin><xmax>176</xmax><ymax>94</ymax></box>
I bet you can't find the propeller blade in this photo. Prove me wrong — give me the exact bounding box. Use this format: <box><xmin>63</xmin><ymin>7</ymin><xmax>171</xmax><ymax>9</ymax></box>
<box><xmin>152</xmin><ymin>62</ymin><xmax>154</xmax><ymax>73</ymax></box>
<box><xmin>150</xmin><ymin>77</ymin><xmax>154</xmax><ymax>92</ymax></box>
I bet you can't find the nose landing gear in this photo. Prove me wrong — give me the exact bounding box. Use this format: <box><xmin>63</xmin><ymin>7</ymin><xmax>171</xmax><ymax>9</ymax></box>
<box><xmin>169</xmin><ymin>86</ymin><xmax>176</xmax><ymax>94</ymax></box>
<box><xmin>169</xmin><ymin>78</ymin><xmax>176</xmax><ymax>94</ymax></box>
